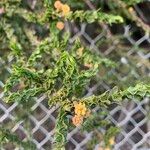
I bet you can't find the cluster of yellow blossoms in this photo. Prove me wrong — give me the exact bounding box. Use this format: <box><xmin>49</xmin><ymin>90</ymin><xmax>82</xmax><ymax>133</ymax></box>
<box><xmin>54</xmin><ymin>1</ymin><xmax>71</xmax><ymax>30</ymax></box>
<box><xmin>56</xmin><ymin>21</ymin><xmax>64</xmax><ymax>30</ymax></box>
<box><xmin>72</xmin><ymin>102</ymin><xmax>91</xmax><ymax>127</ymax></box>
<box><xmin>54</xmin><ymin>1</ymin><xmax>70</xmax><ymax>16</ymax></box>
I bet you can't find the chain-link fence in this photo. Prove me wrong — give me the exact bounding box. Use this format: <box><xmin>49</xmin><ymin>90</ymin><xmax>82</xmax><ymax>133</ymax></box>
<box><xmin>0</xmin><ymin>1</ymin><xmax>150</xmax><ymax>150</ymax></box>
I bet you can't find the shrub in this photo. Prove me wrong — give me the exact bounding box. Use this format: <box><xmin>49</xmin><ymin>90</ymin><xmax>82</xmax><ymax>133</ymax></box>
<box><xmin>0</xmin><ymin>0</ymin><xmax>149</xmax><ymax>149</ymax></box>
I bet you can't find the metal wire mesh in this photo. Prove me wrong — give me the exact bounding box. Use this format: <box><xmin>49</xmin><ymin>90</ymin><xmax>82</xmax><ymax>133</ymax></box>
<box><xmin>0</xmin><ymin>2</ymin><xmax>150</xmax><ymax>150</ymax></box>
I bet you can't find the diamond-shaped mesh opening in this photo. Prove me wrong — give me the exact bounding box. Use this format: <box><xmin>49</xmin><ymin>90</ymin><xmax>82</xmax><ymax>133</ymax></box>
<box><xmin>131</xmin><ymin>109</ymin><xmax>146</xmax><ymax>123</ymax></box>
<box><xmin>110</xmin><ymin>24</ymin><xmax>124</xmax><ymax>35</ymax></box>
<box><xmin>124</xmin><ymin>120</ymin><xmax>135</xmax><ymax>133</ymax></box>
<box><xmin>139</xmin><ymin>123</ymin><xmax>148</xmax><ymax>133</ymax></box>
<box><xmin>14</xmin><ymin>128</ymin><xmax>27</xmax><ymax>140</ymax></box>
<box><xmin>119</xmin><ymin>141</ymin><xmax>133</xmax><ymax>150</ymax></box>
<box><xmin>33</xmin><ymin>105</ymin><xmax>47</xmax><ymax>121</ymax></box>
<box><xmin>116</xmin><ymin>132</ymin><xmax>125</xmax><ymax>143</ymax></box>
<box><xmin>85</xmin><ymin>23</ymin><xmax>104</xmax><ymax>39</ymax></box>
<box><xmin>51</xmin><ymin>108</ymin><xmax>58</xmax><ymax>118</ymax></box>
<box><xmin>42</xmin><ymin>117</ymin><xmax>55</xmax><ymax>132</ymax></box>
<box><xmin>42</xmin><ymin>140</ymin><xmax>52</xmax><ymax>150</ymax></box>
<box><xmin>112</xmin><ymin>109</ymin><xmax>126</xmax><ymax>123</ymax></box>
<box><xmin>66</xmin><ymin>140</ymin><xmax>76</xmax><ymax>150</ymax></box>
<box><xmin>130</xmin><ymin>131</ymin><xmax>143</xmax><ymax>143</ymax></box>
<box><xmin>40</xmin><ymin>98</ymin><xmax>50</xmax><ymax>110</ymax></box>
<box><xmin>33</xmin><ymin>129</ymin><xmax>46</xmax><ymax>143</ymax></box>
<box><xmin>10</xmin><ymin>105</ymin><xmax>28</xmax><ymax>119</ymax></box>
<box><xmin>95</xmin><ymin>37</ymin><xmax>109</xmax><ymax>53</ymax></box>
<box><xmin>72</xmin><ymin>132</ymin><xmax>86</xmax><ymax>143</ymax></box>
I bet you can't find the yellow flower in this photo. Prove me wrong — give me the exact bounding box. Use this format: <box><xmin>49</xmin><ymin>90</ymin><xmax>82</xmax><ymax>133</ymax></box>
<box><xmin>54</xmin><ymin>1</ymin><xmax>63</xmax><ymax>11</ymax></box>
<box><xmin>72</xmin><ymin>115</ymin><xmax>83</xmax><ymax>127</ymax></box>
<box><xmin>56</xmin><ymin>21</ymin><xmax>65</xmax><ymax>30</ymax></box>
<box><xmin>128</xmin><ymin>7</ymin><xmax>134</xmax><ymax>13</ymax></box>
<box><xmin>54</xmin><ymin>1</ymin><xmax>70</xmax><ymax>17</ymax></box>
<box><xmin>74</xmin><ymin>102</ymin><xmax>87</xmax><ymax>116</ymax></box>
<box><xmin>109</xmin><ymin>137</ymin><xmax>115</xmax><ymax>145</ymax></box>
<box><xmin>61</xmin><ymin>4</ymin><xmax>70</xmax><ymax>16</ymax></box>
<box><xmin>77</xmin><ymin>47</ymin><xmax>84</xmax><ymax>57</ymax></box>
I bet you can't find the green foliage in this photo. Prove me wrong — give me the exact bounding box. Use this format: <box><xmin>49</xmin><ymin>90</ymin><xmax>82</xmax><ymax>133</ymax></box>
<box><xmin>81</xmin><ymin>111</ymin><xmax>109</xmax><ymax>132</ymax></box>
<box><xmin>81</xmin><ymin>111</ymin><xmax>120</xmax><ymax>148</ymax></box>
<box><xmin>1</xmin><ymin>0</ymin><xmax>149</xmax><ymax>150</ymax></box>
<box><xmin>0</xmin><ymin>126</ymin><xmax>36</xmax><ymax>150</ymax></box>
<box><xmin>81</xmin><ymin>83</ymin><xmax>150</xmax><ymax>107</ymax></box>
<box><xmin>67</xmin><ymin>10</ymin><xmax>123</xmax><ymax>24</ymax></box>
<box><xmin>53</xmin><ymin>108</ymin><xmax>69</xmax><ymax>150</ymax></box>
